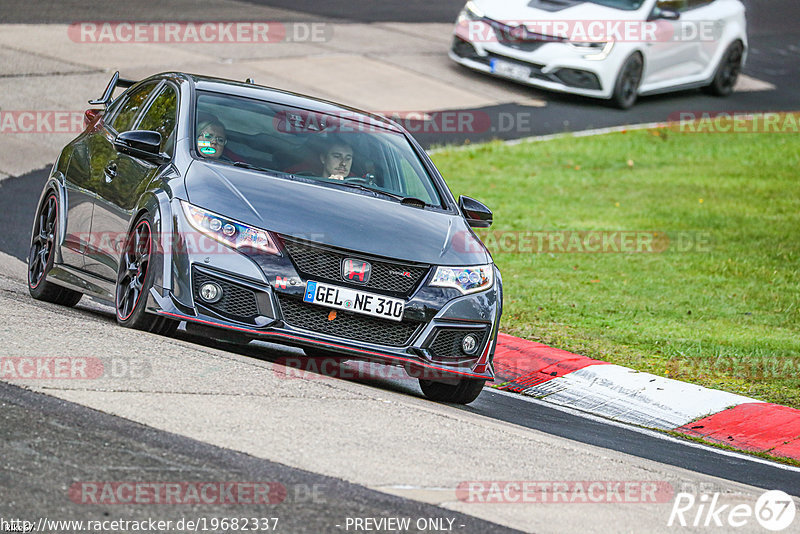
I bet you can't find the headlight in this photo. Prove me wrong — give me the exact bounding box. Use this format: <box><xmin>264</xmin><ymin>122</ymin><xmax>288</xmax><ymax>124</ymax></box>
<box><xmin>568</xmin><ymin>40</ymin><xmax>614</xmax><ymax>60</ymax></box>
<box><xmin>431</xmin><ymin>265</ymin><xmax>494</xmax><ymax>294</ymax></box>
<box><xmin>181</xmin><ymin>201</ymin><xmax>280</xmax><ymax>255</ymax></box>
<box><xmin>457</xmin><ymin>1</ymin><xmax>484</xmax><ymax>23</ymax></box>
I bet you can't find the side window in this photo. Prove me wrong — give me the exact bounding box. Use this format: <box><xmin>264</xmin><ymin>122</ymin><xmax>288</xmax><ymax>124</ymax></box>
<box><xmin>137</xmin><ymin>85</ymin><xmax>178</xmax><ymax>153</ymax></box>
<box><xmin>108</xmin><ymin>83</ymin><xmax>157</xmax><ymax>133</ymax></box>
<box><xmin>685</xmin><ymin>0</ymin><xmax>714</xmax><ymax>9</ymax></box>
<box><xmin>401</xmin><ymin>161</ymin><xmax>427</xmax><ymax>200</ymax></box>
<box><xmin>398</xmin><ymin>157</ymin><xmax>436</xmax><ymax>204</ymax></box>
<box><xmin>656</xmin><ymin>0</ymin><xmax>687</xmax><ymax>11</ymax></box>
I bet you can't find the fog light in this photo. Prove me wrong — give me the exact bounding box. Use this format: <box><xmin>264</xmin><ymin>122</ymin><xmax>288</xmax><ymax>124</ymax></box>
<box><xmin>199</xmin><ymin>282</ymin><xmax>223</xmax><ymax>303</ymax></box>
<box><xmin>462</xmin><ymin>334</ymin><xmax>479</xmax><ymax>355</ymax></box>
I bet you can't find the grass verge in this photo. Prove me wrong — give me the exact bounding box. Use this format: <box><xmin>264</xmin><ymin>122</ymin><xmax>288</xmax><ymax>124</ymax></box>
<box><xmin>431</xmin><ymin>126</ymin><xmax>800</xmax><ymax>409</ymax></box>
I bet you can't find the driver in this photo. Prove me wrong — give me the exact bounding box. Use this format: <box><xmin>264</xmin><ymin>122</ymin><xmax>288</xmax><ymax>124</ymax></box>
<box><xmin>196</xmin><ymin>119</ymin><xmax>229</xmax><ymax>161</ymax></box>
<box><xmin>320</xmin><ymin>139</ymin><xmax>354</xmax><ymax>180</ymax></box>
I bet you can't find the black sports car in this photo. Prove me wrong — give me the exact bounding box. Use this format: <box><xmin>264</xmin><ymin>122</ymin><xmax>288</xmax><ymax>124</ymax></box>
<box><xmin>28</xmin><ymin>71</ymin><xmax>502</xmax><ymax>404</ymax></box>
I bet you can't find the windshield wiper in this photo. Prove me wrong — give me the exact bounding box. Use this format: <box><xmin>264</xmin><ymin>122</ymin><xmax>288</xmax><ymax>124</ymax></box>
<box><xmin>333</xmin><ymin>182</ymin><xmax>428</xmax><ymax>207</ymax></box>
<box><xmin>232</xmin><ymin>161</ymin><xmax>274</xmax><ymax>173</ymax></box>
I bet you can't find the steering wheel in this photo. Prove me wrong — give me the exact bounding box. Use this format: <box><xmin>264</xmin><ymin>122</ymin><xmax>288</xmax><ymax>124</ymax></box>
<box><xmin>344</xmin><ymin>176</ymin><xmax>371</xmax><ymax>185</ymax></box>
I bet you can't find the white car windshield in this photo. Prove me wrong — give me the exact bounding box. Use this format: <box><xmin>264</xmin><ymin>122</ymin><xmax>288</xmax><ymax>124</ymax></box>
<box><xmin>559</xmin><ymin>0</ymin><xmax>646</xmax><ymax>10</ymax></box>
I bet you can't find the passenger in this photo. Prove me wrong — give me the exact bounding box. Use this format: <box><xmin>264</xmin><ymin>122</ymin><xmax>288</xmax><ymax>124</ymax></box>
<box><xmin>196</xmin><ymin>119</ymin><xmax>229</xmax><ymax>160</ymax></box>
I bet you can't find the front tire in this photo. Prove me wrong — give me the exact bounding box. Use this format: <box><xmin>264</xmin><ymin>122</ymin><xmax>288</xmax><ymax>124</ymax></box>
<box><xmin>611</xmin><ymin>53</ymin><xmax>643</xmax><ymax>109</ymax></box>
<box><xmin>115</xmin><ymin>213</ymin><xmax>177</xmax><ymax>336</ymax></box>
<box><xmin>704</xmin><ymin>41</ymin><xmax>744</xmax><ymax>96</ymax></box>
<box><xmin>28</xmin><ymin>192</ymin><xmax>83</xmax><ymax>306</ymax></box>
<box><xmin>419</xmin><ymin>377</ymin><xmax>486</xmax><ymax>405</ymax></box>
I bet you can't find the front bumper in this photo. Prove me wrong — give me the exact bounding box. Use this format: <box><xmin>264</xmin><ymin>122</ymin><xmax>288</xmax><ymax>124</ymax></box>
<box><xmin>147</xmin><ymin>200</ymin><xmax>501</xmax><ymax>381</ymax></box>
<box><xmin>450</xmin><ymin>29</ymin><xmax>623</xmax><ymax>99</ymax></box>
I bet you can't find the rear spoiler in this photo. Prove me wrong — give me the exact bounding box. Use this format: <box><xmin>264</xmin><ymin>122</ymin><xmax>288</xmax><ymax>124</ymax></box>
<box><xmin>88</xmin><ymin>71</ymin><xmax>137</xmax><ymax>107</ymax></box>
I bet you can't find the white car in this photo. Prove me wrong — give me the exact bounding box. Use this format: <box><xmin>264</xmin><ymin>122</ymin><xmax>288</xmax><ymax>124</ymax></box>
<box><xmin>449</xmin><ymin>0</ymin><xmax>747</xmax><ymax>108</ymax></box>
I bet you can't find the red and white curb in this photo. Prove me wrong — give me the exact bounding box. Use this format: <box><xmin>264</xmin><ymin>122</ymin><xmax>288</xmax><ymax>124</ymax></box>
<box><xmin>492</xmin><ymin>333</ymin><xmax>800</xmax><ymax>462</ymax></box>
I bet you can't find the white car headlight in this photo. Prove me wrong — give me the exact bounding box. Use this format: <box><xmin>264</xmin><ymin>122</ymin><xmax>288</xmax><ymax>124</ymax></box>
<box><xmin>569</xmin><ymin>40</ymin><xmax>615</xmax><ymax>60</ymax></box>
<box><xmin>457</xmin><ymin>1</ymin><xmax>485</xmax><ymax>23</ymax></box>
<box><xmin>431</xmin><ymin>265</ymin><xmax>494</xmax><ymax>294</ymax></box>
<box><xmin>181</xmin><ymin>201</ymin><xmax>280</xmax><ymax>255</ymax></box>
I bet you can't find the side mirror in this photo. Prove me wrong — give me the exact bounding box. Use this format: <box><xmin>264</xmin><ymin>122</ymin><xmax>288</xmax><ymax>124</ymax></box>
<box><xmin>648</xmin><ymin>7</ymin><xmax>680</xmax><ymax>21</ymax></box>
<box><xmin>459</xmin><ymin>195</ymin><xmax>493</xmax><ymax>228</ymax></box>
<box><xmin>659</xmin><ymin>8</ymin><xmax>680</xmax><ymax>20</ymax></box>
<box><xmin>114</xmin><ymin>130</ymin><xmax>165</xmax><ymax>163</ymax></box>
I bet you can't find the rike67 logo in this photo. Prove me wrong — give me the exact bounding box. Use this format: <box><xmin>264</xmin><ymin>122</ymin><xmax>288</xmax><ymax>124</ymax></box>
<box><xmin>668</xmin><ymin>490</ymin><xmax>796</xmax><ymax>531</ymax></box>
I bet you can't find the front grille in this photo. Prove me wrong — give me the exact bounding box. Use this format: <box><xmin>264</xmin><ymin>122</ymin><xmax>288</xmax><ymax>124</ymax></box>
<box><xmin>282</xmin><ymin>239</ymin><xmax>429</xmax><ymax>297</ymax></box>
<box><xmin>484</xmin><ymin>18</ymin><xmax>563</xmax><ymax>53</ymax></box>
<box><xmin>192</xmin><ymin>268</ymin><xmax>259</xmax><ymax>322</ymax></box>
<box><xmin>278</xmin><ymin>296</ymin><xmax>420</xmax><ymax>347</ymax></box>
<box><xmin>428</xmin><ymin>327</ymin><xmax>489</xmax><ymax>360</ymax></box>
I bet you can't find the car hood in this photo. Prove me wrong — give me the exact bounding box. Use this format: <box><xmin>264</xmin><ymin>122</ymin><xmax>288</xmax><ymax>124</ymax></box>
<box><xmin>472</xmin><ymin>0</ymin><xmax>647</xmax><ymax>23</ymax></box>
<box><xmin>183</xmin><ymin>160</ymin><xmax>490</xmax><ymax>266</ymax></box>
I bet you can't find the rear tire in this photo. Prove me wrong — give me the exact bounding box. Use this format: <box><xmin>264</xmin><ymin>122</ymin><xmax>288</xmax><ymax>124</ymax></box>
<box><xmin>704</xmin><ymin>40</ymin><xmax>744</xmax><ymax>96</ymax></box>
<box><xmin>419</xmin><ymin>377</ymin><xmax>486</xmax><ymax>405</ymax></box>
<box><xmin>28</xmin><ymin>192</ymin><xmax>83</xmax><ymax>306</ymax></box>
<box><xmin>610</xmin><ymin>53</ymin><xmax>643</xmax><ymax>109</ymax></box>
<box><xmin>115</xmin><ymin>213</ymin><xmax>177</xmax><ymax>336</ymax></box>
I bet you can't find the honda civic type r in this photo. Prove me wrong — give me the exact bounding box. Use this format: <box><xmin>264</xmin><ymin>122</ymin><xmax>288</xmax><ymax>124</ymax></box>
<box><xmin>27</xmin><ymin>72</ymin><xmax>501</xmax><ymax>404</ymax></box>
<box><xmin>450</xmin><ymin>0</ymin><xmax>747</xmax><ymax>108</ymax></box>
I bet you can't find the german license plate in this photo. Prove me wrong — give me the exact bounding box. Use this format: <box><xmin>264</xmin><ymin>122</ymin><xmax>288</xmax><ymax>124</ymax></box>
<box><xmin>490</xmin><ymin>58</ymin><xmax>531</xmax><ymax>81</ymax></box>
<box><xmin>303</xmin><ymin>281</ymin><xmax>405</xmax><ymax>322</ymax></box>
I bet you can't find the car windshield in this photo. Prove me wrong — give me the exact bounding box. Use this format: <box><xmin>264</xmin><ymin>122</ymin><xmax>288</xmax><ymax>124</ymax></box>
<box><xmin>194</xmin><ymin>91</ymin><xmax>443</xmax><ymax>207</ymax></box>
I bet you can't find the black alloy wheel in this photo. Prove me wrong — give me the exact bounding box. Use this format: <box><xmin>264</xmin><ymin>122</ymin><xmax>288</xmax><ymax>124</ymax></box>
<box><xmin>705</xmin><ymin>41</ymin><xmax>744</xmax><ymax>96</ymax></box>
<box><xmin>115</xmin><ymin>214</ymin><xmax>177</xmax><ymax>335</ymax></box>
<box><xmin>611</xmin><ymin>53</ymin><xmax>644</xmax><ymax>109</ymax></box>
<box><xmin>28</xmin><ymin>193</ymin><xmax>82</xmax><ymax>306</ymax></box>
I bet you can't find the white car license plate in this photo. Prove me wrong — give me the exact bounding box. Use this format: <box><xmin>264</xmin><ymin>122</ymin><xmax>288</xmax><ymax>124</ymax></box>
<box><xmin>490</xmin><ymin>58</ymin><xmax>531</xmax><ymax>81</ymax></box>
<box><xmin>303</xmin><ymin>281</ymin><xmax>405</xmax><ymax>322</ymax></box>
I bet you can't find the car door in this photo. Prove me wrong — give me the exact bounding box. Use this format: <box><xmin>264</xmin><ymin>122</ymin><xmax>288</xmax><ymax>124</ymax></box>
<box><xmin>642</xmin><ymin>0</ymin><xmax>705</xmax><ymax>86</ymax></box>
<box><xmin>59</xmin><ymin>87</ymin><xmax>141</xmax><ymax>269</ymax></box>
<box><xmin>61</xmin><ymin>137</ymin><xmax>99</xmax><ymax>269</ymax></box>
<box><xmin>82</xmin><ymin>81</ymin><xmax>161</xmax><ymax>280</ymax></box>
<box><xmin>677</xmin><ymin>0</ymin><xmax>724</xmax><ymax>76</ymax></box>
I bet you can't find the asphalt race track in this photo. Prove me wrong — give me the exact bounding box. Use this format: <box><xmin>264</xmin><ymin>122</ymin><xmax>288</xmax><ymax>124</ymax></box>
<box><xmin>1</xmin><ymin>1</ymin><xmax>799</xmax><ymax>533</ymax></box>
<box><xmin>0</xmin><ymin>381</ymin><xmax>520</xmax><ymax>534</ymax></box>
